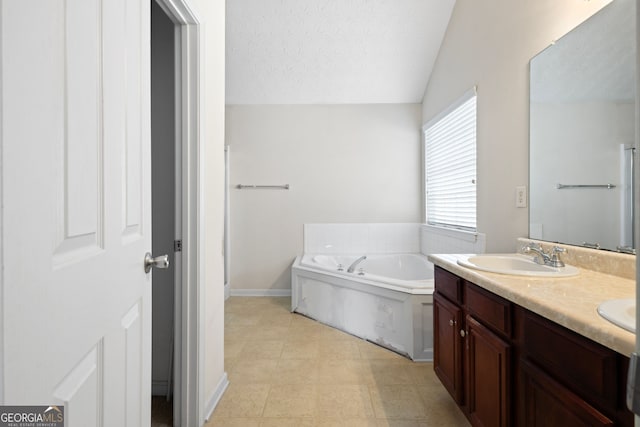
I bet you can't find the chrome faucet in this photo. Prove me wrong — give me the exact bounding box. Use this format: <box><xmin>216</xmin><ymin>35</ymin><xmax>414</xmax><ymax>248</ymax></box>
<box><xmin>521</xmin><ymin>242</ymin><xmax>566</xmax><ymax>267</ymax></box>
<box><xmin>521</xmin><ymin>242</ymin><xmax>548</xmax><ymax>265</ymax></box>
<box><xmin>347</xmin><ymin>255</ymin><xmax>367</xmax><ymax>273</ymax></box>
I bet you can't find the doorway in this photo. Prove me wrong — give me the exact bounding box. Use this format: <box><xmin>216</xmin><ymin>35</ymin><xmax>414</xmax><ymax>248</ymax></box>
<box><xmin>151</xmin><ymin>0</ymin><xmax>178</xmax><ymax>425</ymax></box>
<box><xmin>150</xmin><ymin>0</ymin><xmax>202</xmax><ymax>425</ymax></box>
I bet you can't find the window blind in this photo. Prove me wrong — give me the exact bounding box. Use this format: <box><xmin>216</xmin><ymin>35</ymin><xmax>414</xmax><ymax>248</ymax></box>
<box><xmin>424</xmin><ymin>89</ymin><xmax>477</xmax><ymax>231</ymax></box>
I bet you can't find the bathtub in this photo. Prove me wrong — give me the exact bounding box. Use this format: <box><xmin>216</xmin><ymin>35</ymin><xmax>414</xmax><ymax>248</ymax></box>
<box><xmin>291</xmin><ymin>253</ymin><xmax>434</xmax><ymax>361</ymax></box>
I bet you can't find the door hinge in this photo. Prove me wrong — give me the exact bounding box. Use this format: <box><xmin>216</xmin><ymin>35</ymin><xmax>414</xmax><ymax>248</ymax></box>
<box><xmin>174</xmin><ymin>239</ymin><xmax>182</xmax><ymax>252</ymax></box>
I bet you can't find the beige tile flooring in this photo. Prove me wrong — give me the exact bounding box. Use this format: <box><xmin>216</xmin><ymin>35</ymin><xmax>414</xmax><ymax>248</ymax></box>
<box><xmin>207</xmin><ymin>297</ymin><xmax>469</xmax><ymax>427</ymax></box>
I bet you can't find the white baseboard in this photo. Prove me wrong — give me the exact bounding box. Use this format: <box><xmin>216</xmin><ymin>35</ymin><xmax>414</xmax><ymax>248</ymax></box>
<box><xmin>204</xmin><ymin>372</ymin><xmax>229</xmax><ymax>422</ymax></box>
<box><xmin>224</xmin><ymin>282</ymin><xmax>230</xmax><ymax>300</ymax></box>
<box><xmin>151</xmin><ymin>380</ymin><xmax>169</xmax><ymax>397</ymax></box>
<box><xmin>229</xmin><ymin>289</ymin><xmax>292</xmax><ymax>297</ymax></box>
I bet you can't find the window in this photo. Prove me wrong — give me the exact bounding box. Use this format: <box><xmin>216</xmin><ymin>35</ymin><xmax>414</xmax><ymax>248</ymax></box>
<box><xmin>423</xmin><ymin>88</ymin><xmax>477</xmax><ymax>231</ymax></box>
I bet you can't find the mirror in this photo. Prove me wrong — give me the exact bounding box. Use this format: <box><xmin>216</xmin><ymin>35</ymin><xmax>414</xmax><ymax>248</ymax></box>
<box><xmin>529</xmin><ymin>0</ymin><xmax>636</xmax><ymax>253</ymax></box>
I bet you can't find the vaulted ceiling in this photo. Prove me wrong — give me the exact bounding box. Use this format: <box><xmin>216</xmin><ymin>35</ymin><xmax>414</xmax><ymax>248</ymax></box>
<box><xmin>225</xmin><ymin>0</ymin><xmax>456</xmax><ymax>105</ymax></box>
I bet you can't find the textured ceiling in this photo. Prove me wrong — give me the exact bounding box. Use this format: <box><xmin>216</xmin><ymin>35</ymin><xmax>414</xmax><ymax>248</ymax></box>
<box><xmin>225</xmin><ymin>0</ymin><xmax>456</xmax><ymax>105</ymax></box>
<box><xmin>530</xmin><ymin>0</ymin><xmax>635</xmax><ymax>103</ymax></box>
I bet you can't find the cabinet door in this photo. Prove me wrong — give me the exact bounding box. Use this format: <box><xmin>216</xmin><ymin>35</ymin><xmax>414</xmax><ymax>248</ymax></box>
<box><xmin>466</xmin><ymin>315</ymin><xmax>510</xmax><ymax>427</ymax></box>
<box><xmin>434</xmin><ymin>293</ymin><xmax>464</xmax><ymax>403</ymax></box>
<box><xmin>522</xmin><ymin>360</ymin><xmax>614</xmax><ymax>427</ymax></box>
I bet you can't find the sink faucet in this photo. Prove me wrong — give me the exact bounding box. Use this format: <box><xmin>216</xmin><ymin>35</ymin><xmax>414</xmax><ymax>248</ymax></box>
<box><xmin>347</xmin><ymin>255</ymin><xmax>367</xmax><ymax>273</ymax></box>
<box><xmin>521</xmin><ymin>242</ymin><xmax>566</xmax><ymax>267</ymax></box>
<box><xmin>521</xmin><ymin>242</ymin><xmax>548</xmax><ymax>264</ymax></box>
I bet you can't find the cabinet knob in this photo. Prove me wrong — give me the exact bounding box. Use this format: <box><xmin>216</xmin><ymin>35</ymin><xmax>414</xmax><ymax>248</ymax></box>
<box><xmin>460</xmin><ymin>329</ymin><xmax>466</xmax><ymax>337</ymax></box>
<box><xmin>449</xmin><ymin>319</ymin><xmax>456</xmax><ymax>326</ymax></box>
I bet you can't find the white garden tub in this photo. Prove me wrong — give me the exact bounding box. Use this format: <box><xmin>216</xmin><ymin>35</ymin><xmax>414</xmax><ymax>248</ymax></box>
<box><xmin>291</xmin><ymin>253</ymin><xmax>434</xmax><ymax>361</ymax></box>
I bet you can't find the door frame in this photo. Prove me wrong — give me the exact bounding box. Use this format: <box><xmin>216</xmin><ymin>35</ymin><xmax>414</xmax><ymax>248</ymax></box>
<box><xmin>153</xmin><ymin>0</ymin><xmax>203</xmax><ymax>426</ymax></box>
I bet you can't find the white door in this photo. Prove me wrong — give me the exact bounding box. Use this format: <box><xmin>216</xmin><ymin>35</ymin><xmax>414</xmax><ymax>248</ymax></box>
<box><xmin>1</xmin><ymin>1</ymin><xmax>153</xmax><ymax>426</ymax></box>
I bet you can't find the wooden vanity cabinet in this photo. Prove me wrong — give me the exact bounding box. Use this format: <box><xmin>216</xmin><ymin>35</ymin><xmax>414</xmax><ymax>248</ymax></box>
<box><xmin>433</xmin><ymin>266</ymin><xmax>633</xmax><ymax>427</ymax></box>
<box><xmin>434</xmin><ymin>292</ymin><xmax>463</xmax><ymax>403</ymax></box>
<box><xmin>521</xmin><ymin>359</ymin><xmax>615</xmax><ymax>427</ymax></box>
<box><xmin>434</xmin><ymin>267</ymin><xmax>512</xmax><ymax>427</ymax></box>
<box><xmin>465</xmin><ymin>314</ymin><xmax>511</xmax><ymax>427</ymax></box>
<box><xmin>520</xmin><ymin>310</ymin><xmax>632</xmax><ymax>427</ymax></box>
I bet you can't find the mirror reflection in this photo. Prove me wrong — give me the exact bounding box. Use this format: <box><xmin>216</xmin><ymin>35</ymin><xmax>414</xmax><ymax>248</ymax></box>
<box><xmin>529</xmin><ymin>0</ymin><xmax>636</xmax><ymax>253</ymax></box>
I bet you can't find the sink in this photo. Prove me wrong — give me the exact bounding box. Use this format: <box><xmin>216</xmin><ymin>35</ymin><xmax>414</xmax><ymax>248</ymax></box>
<box><xmin>457</xmin><ymin>254</ymin><xmax>579</xmax><ymax>277</ymax></box>
<box><xmin>597</xmin><ymin>299</ymin><xmax>636</xmax><ymax>333</ymax></box>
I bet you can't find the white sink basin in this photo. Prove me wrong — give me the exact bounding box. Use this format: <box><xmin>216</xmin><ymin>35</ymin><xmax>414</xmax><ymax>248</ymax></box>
<box><xmin>457</xmin><ymin>254</ymin><xmax>579</xmax><ymax>277</ymax></box>
<box><xmin>597</xmin><ymin>299</ymin><xmax>636</xmax><ymax>333</ymax></box>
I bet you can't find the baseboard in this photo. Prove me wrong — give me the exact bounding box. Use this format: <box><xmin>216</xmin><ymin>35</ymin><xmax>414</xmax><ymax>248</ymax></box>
<box><xmin>224</xmin><ymin>282</ymin><xmax>230</xmax><ymax>300</ymax></box>
<box><xmin>229</xmin><ymin>289</ymin><xmax>292</xmax><ymax>297</ymax></box>
<box><xmin>204</xmin><ymin>372</ymin><xmax>229</xmax><ymax>422</ymax></box>
<box><xmin>151</xmin><ymin>380</ymin><xmax>169</xmax><ymax>397</ymax></box>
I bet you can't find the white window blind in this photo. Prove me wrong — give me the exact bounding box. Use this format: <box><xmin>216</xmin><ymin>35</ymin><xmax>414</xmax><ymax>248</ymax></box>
<box><xmin>423</xmin><ymin>89</ymin><xmax>477</xmax><ymax>231</ymax></box>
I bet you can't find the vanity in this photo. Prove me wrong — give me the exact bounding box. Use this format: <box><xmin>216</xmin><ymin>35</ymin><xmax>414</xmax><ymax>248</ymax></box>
<box><xmin>429</xmin><ymin>249</ymin><xmax>635</xmax><ymax>427</ymax></box>
<box><xmin>428</xmin><ymin>0</ymin><xmax>639</xmax><ymax>424</ymax></box>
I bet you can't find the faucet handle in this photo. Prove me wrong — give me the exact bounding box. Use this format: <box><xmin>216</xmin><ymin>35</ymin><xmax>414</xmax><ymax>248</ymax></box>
<box><xmin>521</xmin><ymin>241</ymin><xmax>540</xmax><ymax>253</ymax></box>
<box><xmin>549</xmin><ymin>246</ymin><xmax>566</xmax><ymax>267</ymax></box>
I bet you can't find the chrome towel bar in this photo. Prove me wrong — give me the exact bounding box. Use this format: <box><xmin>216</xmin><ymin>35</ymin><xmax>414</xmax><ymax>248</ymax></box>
<box><xmin>556</xmin><ymin>183</ymin><xmax>616</xmax><ymax>189</ymax></box>
<box><xmin>236</xmin><ymin>184</ymin><xmax>290</xmax><ymax>190</ymax></box>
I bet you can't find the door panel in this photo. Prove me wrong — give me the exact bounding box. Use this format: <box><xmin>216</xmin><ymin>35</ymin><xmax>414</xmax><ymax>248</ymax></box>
<box><xmin>123</xmin><ymin>0</ymin><xmax>144</xmax><ymax>240</ymax></box>
<box><xmin>53</xmin><ymin>344</ymin><xmax>104</xmax><ymax>427</ymax></box>
<box><xmin>64</xmin><ymin>0</ymin><xmax>102</xmax><ymax>239</ymax></box>
<box><xmin>54</xmin><ymin>0</ymin><xmax>105</xmax><ymax>266</ymax></box>
<box><xmin>1</xmin><ymin>1</ymin><xmax>151</xmax><ymax>425</ymax></box>
<box><xmin>123</xmin><ymin>302</ymin><xmax>143</xmax><ymax>427</ymax></box>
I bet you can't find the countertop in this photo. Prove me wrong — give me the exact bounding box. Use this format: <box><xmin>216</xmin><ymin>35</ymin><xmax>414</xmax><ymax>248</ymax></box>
<box><xmin>428</xmin><ymin>253</ymin><xmax>635</xmax><ymax>356</ymax></box>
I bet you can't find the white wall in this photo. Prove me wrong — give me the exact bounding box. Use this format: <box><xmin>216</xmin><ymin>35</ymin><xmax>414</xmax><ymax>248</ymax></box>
<box><xmin>226</xmin><ymin>104</ymin><xmax>422</xmax><ymax>292</ymax></box>
<box><xmin>187</xmin><ymin>0</ymin><xmax>226</xmax><ymax>423</ymax></box>
<box><xmin>422</xmin><ymin>0</ymin><xmax>613</xmax><ymax>252</ymax></box>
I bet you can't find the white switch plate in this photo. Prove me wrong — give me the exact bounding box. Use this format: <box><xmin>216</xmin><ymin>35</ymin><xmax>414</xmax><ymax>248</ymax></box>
<box><xmin>516</xmin><ymin>186</ymin><xmax>527</xmax><ymax>208</ymax></box>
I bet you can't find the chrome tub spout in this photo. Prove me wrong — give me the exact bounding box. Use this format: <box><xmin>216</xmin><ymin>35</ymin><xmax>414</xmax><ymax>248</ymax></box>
<box><xmin>347</xmin><ymin>255</ymin><xmax>367</xmax><ymax>273</ymax></box>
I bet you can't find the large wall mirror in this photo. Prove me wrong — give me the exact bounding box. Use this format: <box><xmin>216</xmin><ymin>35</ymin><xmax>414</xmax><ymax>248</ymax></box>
<box><xmin>529</xmin><ymin>0</ymin><xmax>636</xmax><ymax>253</ymax></box>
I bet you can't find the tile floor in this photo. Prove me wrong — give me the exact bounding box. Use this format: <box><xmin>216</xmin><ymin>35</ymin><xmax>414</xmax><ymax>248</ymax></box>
<box><xmin>207</xmin><ymin>296</ymin><xmax>469</xmax><ymax>427</ymax></box>
<box><xmin>151</xmin><ymin>396</ymin><xmax>173</xmax><ymax>427</ymax></box>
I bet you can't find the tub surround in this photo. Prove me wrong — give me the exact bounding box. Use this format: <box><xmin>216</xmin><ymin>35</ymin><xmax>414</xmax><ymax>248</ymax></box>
<box><xmin>293</xmin><ymin>223</ymin><xmax>462</xmax><ymax>362</ymax></box>
<box><xmin>428</xmin><ymin>251</ymin><xmax>635</xmax><ymax>356</ymax></box>
<box><xmin>292</xmin><ymin>223</ymin><xmax>488</xmax><ymax>360</ymax></box>
<box><xmin>298</xmin><ymin>253</ymin><xmax>433</xmax><ymax>292</ymax></box>
<box><xmin>292</xmin><ymin>255</ymin><xmax>434</xmax><ymax>361</ymax></box>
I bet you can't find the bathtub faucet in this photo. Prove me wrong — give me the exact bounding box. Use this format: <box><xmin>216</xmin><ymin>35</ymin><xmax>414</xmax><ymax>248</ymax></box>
<box><xmin>347</xmin><ymin>255</ymin><xmax>367</xmax><ymax>273</ymax></box>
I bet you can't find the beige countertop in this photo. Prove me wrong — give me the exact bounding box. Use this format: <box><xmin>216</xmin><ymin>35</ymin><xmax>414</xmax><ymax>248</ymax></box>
<box><xmin>428</xmin><ymin>253</ymin><xmax>636</xmax><ymax>357</ymax></box>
